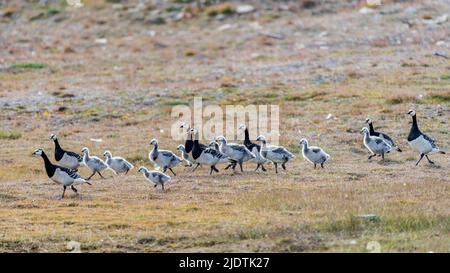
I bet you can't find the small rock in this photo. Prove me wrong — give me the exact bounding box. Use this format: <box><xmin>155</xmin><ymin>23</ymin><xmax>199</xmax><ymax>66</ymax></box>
<box><xmin>94</xmin><ymin>38</ymin><xmax>108</xmax><ymax>45</ymax></box>
<box><xmin>236</xmin><ymin>5</ymin><xmax>255</xmax><ymax>14</ymax></box>
<box><xmin>354</xmin><ymin>214</ymin><xmax>380</xmax><ymax>222</ymax></box>
<box><xmin>359</xmin><ymin>7</ymin><xmax>374</xmax><ymax>14</ymax></box>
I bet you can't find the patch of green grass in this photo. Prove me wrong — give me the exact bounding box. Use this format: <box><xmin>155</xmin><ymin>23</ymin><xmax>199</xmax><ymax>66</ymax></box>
<box><xmin>159</xmin><ymin>100</ymin><xmax>189</xmax><ymax>106</ymax></box>
<box><xmin>284</xmin><ymin>91</ymin><xmax>327</xmax><ymax>102</ymax></box>
<box><xmin>321</xmin><ymin>215</ymin><xmax>449</xmax><ymax>235</ymax></box>
<box><xmin>0</xmin><ymin>130</ymin><xmax>22</xmax><ymax>140</ymax></box>
<box><xmin>9</xmin><ymin>63</ymin><xmax>47</xmax><ymax>70</ymax></box>
<box><xmin>440</xmin><ymin>74</ymin><xmax>450</xmax><ymax>80</ymax></box>
<box><xmin>426</xmin><ymin>92</ymin><xmax>450</xmax><ymax>103</ymax></box>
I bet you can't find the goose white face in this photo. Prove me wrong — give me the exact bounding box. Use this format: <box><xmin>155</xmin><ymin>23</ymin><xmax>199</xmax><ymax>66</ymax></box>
<box><xmin>361</xmin><ymin>127</ymin><xmax>369</xmax><ymax>135</ymax></box>
<box><xmin>256</xmin><ymin>135</ymin><xmax>266</xmax><ymax>142</ymax></box>
<box><xmin>407</xmin><ymin>110</ymin><xmax>416</xmax><ymax>116</ymax></box>
<box><xmin>299</xmin><ymin>138</ymin><xmax>308</xmax><ymax>146</ymax></box>
<box><xmin>81</xmin><ymin>147</ymin><xmax>89</xmax><ymax>154</ymax></box>
<box><xmin>138</xmin><ymin>167</ymin><xmax>146</xmax><ymax>173</ymax></box>
<box><xmin>365</xmin><ymin>118</ymin><xmax>372</xmax><ymax>124</ymax></box>
<box><xmin>32</xmin><ymin>149</ymin><xmax>43</xmax><ymax>156</ymax></box>
<box><xmin>103</xmin><ymin>151</ymin><xmax>112</xmax><ymax>158</ymax></box>
<box><xmin>238</xmin><ymin>124</ymin><xmax>246</xmax><ymax>130</ymax></box>
<box><xmin>215</xmin><ymin>136</ymin><xmax>226</xmax><ymax>143</ymax></box>
<box><xmin>149</xmin><ymin>139</ymin><xmax>158</xmax><ymax>146</ymax></box>
<box><xmin>49</xmin><ymin>134</ymin><xmax>57</xmax><ymax>141</ymax></box>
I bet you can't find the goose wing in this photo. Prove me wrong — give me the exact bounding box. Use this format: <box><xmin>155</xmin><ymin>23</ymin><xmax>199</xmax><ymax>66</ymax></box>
<box><xmin>422</xmin><ymin>133</ymin><xmax>438</xmax><ymax>148</ymax></box>
<box><xmin>65</xmin><ymin>150</ymin><xmax>83</xmax><ymax>162</ymax></box>
<box><xmin>58</xmin><ymin>166</ymin><xmax>83</xmax><ymax>179</ymax></box>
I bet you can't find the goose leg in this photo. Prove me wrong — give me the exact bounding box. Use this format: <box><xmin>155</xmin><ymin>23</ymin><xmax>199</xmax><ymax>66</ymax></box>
<box><xmin>71</xmin><ymin>186</ymin><xmax>78</xmax><ymax>193</ymax></box>
<box><xmin>239</xmin><ymin>162</ymin><xmax>244</xmax><ymax>172</ymax></box>
<box><xmin>321</xmin><ymin>163</ymin><xmax>324</xmax><ymax>169</ymax></box>
<box><xmin>261</xmin><ymin>165</ymin><xmax>267</xmax><ymax>172</ymax></box>
<box><xmin>314</xmin><ymin>163</ymin><xmax>316</xmax><ymax>169</ymax></box>
<box><xmin>61</xmin><ymin>186</ymin><xmax>67</xmax><ymax>199</ymax></box>
<box><xmin>381</xmin><ymin>153</ymin><xmax>384</xmax><ymax>160</ymax></box>
<box><xmin>162</xmin><ymin>167</ymin><xmax>168</xmax><ymax>173</ymax></box>
<box><xmin>168</xmin><ymin>168</ymin><xmax>176</xmax><ymax>176</ymax></box>
<box><xmin>224</xmin><ymin>163</ymin><xmax>232</xmax><ymax>170</ymax></box>
<box><xmin>98</xmin><ymin>172</ymin><xmax>105</xmax><ymax>179</ymax></box>
<box><xmin>192</xmin><ymin>163</ymin><xmax>200</xmax><ymax>172</ymax></box>
<box><xmin>162</xmin><ymin>183</ymin><xmax>165</xmax><ymax>191</ymax></box>
<box><xmin>368</xmin><ymin>154</ymin><xmax>374</xmax><ymax>160</ymax></box>
<box><xmin>213</xmin><ymin>166</ymin><xmax>219</xmax><ymax>172</ymax></box>
<box><xmin>425</xmin><ymin>155</ymin><xmax>434</xmax><ymax>164</ymax></box>
<box><xmin>274</xmin><ymin>163</ymin><xmax>278</xmax><ymax>173</ymax></box>
<box><xmin>282</xmin><ymin>163</ymin><xmax>286</xmax><ymax>170</ymax></box>
<box><xmin>254</xmin><ymin>164</ymin><xmax>260</xmax><ymax>171</ymax></box>
<box><xmin>415</xmin><ymin>154</ymin><xmax>424</xmax><ymax>166</ymax></box>
<box><xmin>209</xmin><ymin>166</ymin><xmax>214</xmax><ymax>175</ymax></box>
<box><xmin>87</xmin><ymin>172</ymin><xmax>96</xmax><ymax>180</ymax></box>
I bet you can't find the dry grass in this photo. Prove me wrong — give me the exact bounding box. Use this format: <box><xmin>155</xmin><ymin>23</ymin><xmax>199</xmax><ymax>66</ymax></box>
<box><xmin>0</xmin><ymin>0</ymin><xmax>449</xmax><ymax>252</ymax></box>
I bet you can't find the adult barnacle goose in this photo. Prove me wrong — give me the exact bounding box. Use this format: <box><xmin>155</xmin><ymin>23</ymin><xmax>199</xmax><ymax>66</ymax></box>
<box><xmin>81</xmin><ymin>147</ymin><xmax>108</xmax><ymax>180</ymax></box>
<box><xmin>407</xmin><ymin>110</ymin><xmax>445</xmax><ymax>166</ymax></box>
<box><xmin>365</xmin><ymin>118</ymin><xmax>402</xmax><ymax>152</ymax></box>
<box><xmin>149</xmin><ymin>139</ymin><xmax>182</xmax><ymax>176</ymax></box>
<box><xmin>103</xmin><ymin>151</ymin><xmax>134</xmax><ymax>175</ymax></box>
<box><xmin>361</xmin><ymin>127</ymin><xmax>392</xmax><ymax>160</ymax></box>
<box><xmin>239</xmin><ymin>124</ymin><xmax>268</xmax><ymax>172</ymax></box>
<box><xmin>32</xmin><ymin>148</ymin><xmax>90</xmax><ymax>199</ymax></box>
<box><xmin>190</xmin><ymin>129</ymin><xmax>229</xmax><ymax>175</ymax></box>
<box><xmin>215</xmin><ymin>135</ymin><xmax>255</xmax><ymax>172</ymax></box>
<box><xmin>299</xmin><ymin>138</ymin><xmax>330</xmax><ymax>169</ymax></box>
<box><xmin>256</xmin><ymin>135</ymin><xmax>294</xmax><ymax>173</ymax></box>
<box><xmin>138</xmin><ymin>166</ymin><xmax>171</xmax><ymax>191</ymax></box>
<box><xmin>49</xmin><ymin>134</ymin><xmax>83</xmax><ymax>171</ymax></box>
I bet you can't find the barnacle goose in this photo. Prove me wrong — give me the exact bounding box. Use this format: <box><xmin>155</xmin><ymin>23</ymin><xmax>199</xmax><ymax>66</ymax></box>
<box><xmin>103</xmin><ymin>151</ymin><xmax>134</xmax><ymax>175</ymax></box>
<box><xmin>361</xmin><ymin>127</ymin><xmax>392</xmax><ymax>160</ymax></box>
<box><xmin>138</xmin><ymin>166</ymin><xmax>171</xmax><ymax>191</ymax></box>
<box><xmin>190</xmin><ymin>129</ymin><xmax>229</xmax><ymax>175</ymax></box>
<box><xmin>239</xmin><ymin>124</ymin><xmax>268</xmax><ymax>172</ymax></box>
<box><xmin>32</xmin><ymin>148</ymin><xmax>90</xmax><ymax>199</ymax></box>
<box><xmin>49</xmin><ymin>134</ymin><xmax>83</xmax><ymax>171</ymax></box>
<box><xmin>149</xmin><ymin>139</ymin><xmax>182</xmax><ymax>176</ymax></box>
<box><xmin>407</xmin><ymin>110</ymin><xmax>445</xmax><ymax>166</ymax></box>
<box><xmin>215</xmin><ymin>135</ymin><xmax>255</xmax><ymax>172</ymax></box>
<box><xmin>299</xmin><ymin>138</ymin><xmax>330</xmax><ymax>169</ymax></box>
<box><xmin>81</xmin><ymin>147</ymin><xmax>108</xmax><ymax>180</ymax></box>
<box><xmin>365</xmin><ymin>118</ymin><xmax>402</xmax><ymax>152</ymax></box>
<box><xmin>255</xmin><ymin>135</ymin><xmax>295</xmax><ymax>173</ymax></box>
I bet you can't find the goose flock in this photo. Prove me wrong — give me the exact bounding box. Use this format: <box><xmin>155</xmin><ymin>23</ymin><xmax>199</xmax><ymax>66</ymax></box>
<box><xmin>32</xmin><ymin>110</ymin><xmax>446</xmax><ymax>198</ymax></box>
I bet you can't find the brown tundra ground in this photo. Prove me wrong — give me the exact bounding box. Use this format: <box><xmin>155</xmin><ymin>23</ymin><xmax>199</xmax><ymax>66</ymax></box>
<box><xmin>0</xmin><ymin>0</ymin><xmax>448</xmax><ymax>252</ymax></box>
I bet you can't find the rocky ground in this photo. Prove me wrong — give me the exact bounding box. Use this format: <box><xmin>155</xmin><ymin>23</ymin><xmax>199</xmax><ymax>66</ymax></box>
<box><xmin>0</xmin><ymin>0</ymin><xmax>448</xmax><ymax>252</ymax></box>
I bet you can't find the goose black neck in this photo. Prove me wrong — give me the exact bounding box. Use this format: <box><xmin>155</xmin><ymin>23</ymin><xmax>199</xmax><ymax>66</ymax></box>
<box><xmin>243</xmin><ymin>128</ymin><xmax>252</xmax><ymax>145</ymax></box>
<box><xmin>185</xmin><ymin>134</ymin><xmax>193</xmax><ymax>153</ymax></box>
<box><xmin>411</xmin><ymin>115</ymin><xmax>418</xmax><ymax>130</ymax></box>
<box><xmin>40</xmin><ymin>151</ymin><xmax>56</xmax><ymax>177</ymax></box>
<box><xmin>368</xmin><ymin>123</ymin><xmax>375</xmax><ymax>134</ymax></box>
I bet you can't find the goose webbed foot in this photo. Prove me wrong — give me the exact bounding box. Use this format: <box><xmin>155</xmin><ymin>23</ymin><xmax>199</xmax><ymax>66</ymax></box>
<box><xmin>192</xmin><ymin>163</ymin><xmax>200</xmax><ymax>172</ymax></box>
<box><xmin>261</xmin><ymin>165</ymin><xmax>267</xmax><ymax>172</ymax></box>
<box><xmin>71</xmin><ymin>185</ymin><xmax>78</xmax><ymax>193</ymax></box>
<box><xmin>213</xmin><ymin>166</ymin><xmax>219</xmax><ymax>172</ymax></box>
<box><xmin>321</xmin><ymin>163</ymin><xmax>324</xmax><ymax>169</ymax></box>
<box><xmin>425</xmin><ymin>155</ymin><xmax>434</xmax><ymax>164</ymax></box>
<box><xmin>98</xmin><ymin>172</ymin><xmax>105</xmax><ymax>179</ymax></box>
<box><xmin>281</xmin><ymin>163</ymin><xmax>286</xmax><ymax>170</ymax></box>
<box><xmin>254</xmin><ymin>164</ymin><xmax>260</xmax><ymax>171</ymax></box>
<box><xmin>368</xmin><ymin>154</ymin><xmax>374</xmax><ymax>160</ymax></box>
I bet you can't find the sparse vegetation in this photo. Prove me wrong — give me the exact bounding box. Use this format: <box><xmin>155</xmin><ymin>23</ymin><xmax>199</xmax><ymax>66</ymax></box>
<box><xmin>0</xmin><ymin>0</ymin><xmax>448</xmax><ymax>253</ymax></box>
